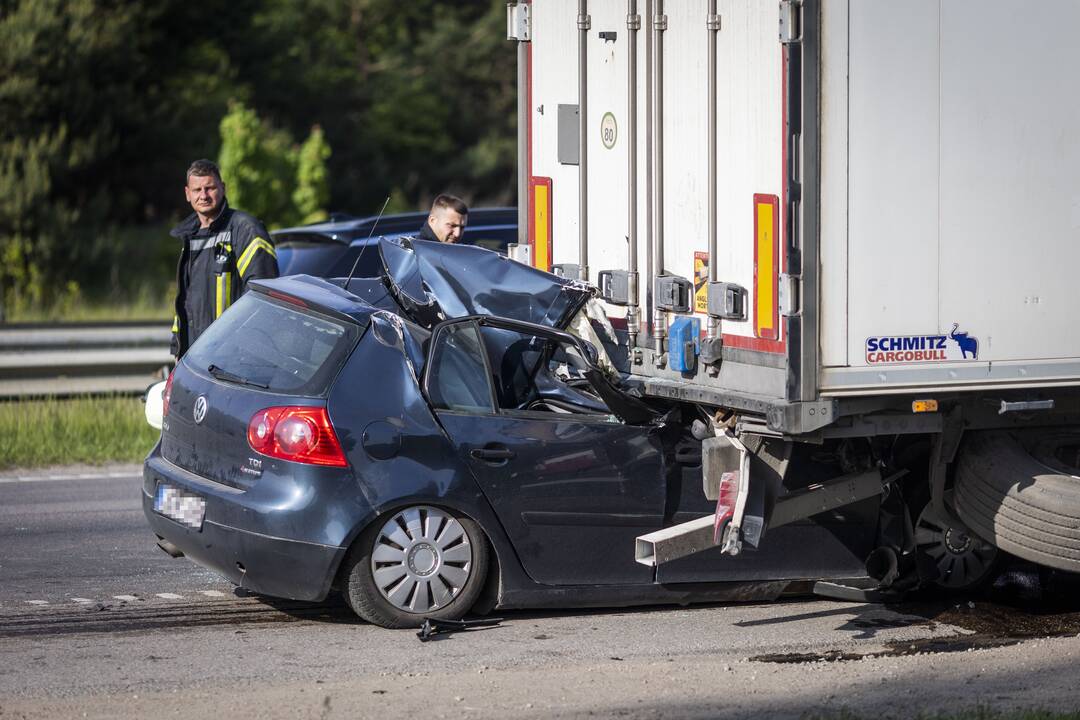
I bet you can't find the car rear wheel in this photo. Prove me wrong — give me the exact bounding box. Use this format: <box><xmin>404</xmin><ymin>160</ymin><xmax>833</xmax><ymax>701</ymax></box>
<box><xmin>342</xmin><ymin>505</ymin><xmax>489</xmax><ymax>629</ymax></box>
<box><xmin>914</xmin><ymin>503</ymin><xmax>998</xmax><ymax>590</ymax></box>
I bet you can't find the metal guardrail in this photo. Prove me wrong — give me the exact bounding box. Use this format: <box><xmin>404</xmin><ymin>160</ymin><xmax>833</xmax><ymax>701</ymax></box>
<box><xmin>0</xmin><ymin>322</ymin><xmax>173</xmax><ymax>398</ymax></box>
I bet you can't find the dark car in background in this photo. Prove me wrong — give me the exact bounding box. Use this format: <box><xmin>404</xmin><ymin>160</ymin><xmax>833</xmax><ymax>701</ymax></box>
<box><xmin>272</xmin><ymin>207</ymin><xmax>517</xmax><ymax>278</ymax></box>
<box><xmin>143</xmin><ymin>237</ymin><xmax>874</xmax><ymax>629</ymax></box>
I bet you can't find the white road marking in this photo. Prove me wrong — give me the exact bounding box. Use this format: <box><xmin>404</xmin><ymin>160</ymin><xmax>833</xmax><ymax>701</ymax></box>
<box><xmin>13</xmin><ymin>589</ymin><xmax>233</xmax><ymax>609</ymax></box>
<box><xmin>0</xmin><ymin>471</ymin><xmax>140</xmax><ymax>484</ymax></box>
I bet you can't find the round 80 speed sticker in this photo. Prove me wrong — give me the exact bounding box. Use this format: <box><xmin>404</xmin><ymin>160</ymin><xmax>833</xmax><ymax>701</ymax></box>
<box><xmin>601</xmin><ymin>112</ymin><xmax>617</xmax><ymax>149</ymax></box>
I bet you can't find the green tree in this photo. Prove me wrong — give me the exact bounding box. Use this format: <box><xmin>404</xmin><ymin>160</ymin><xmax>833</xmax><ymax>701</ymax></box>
<box><xmin>0</xmin><ymin>0</ymin><xmax>137</xmax><ymax>315</ymax></box>
<box><xmin>218</xmin><ymin>102</ymin><xmax>331</xmax><ymax>228</ymax></box>
<box><xmin>0</xmin><ymin>0</ymin><xmax>253</xmax><ymax>316</ymax></box>
<box><xmin>218</xmin><ymin>101</ymin><xmax>296</xmax><ymax>227</ymax></box>
<box><xmin>293</xmin><ymin>126</ymin><xmax>332</xmax><ymax>225</ymax></box>
<box><xmin>245</xmin><ymin>0</ymin><xmax>516</xmax><ymax>215</ymax></box>
<box><xmin>0</xmin><ymin>0</ymin><xmax>516</xmax><ymax>318</ymax></box>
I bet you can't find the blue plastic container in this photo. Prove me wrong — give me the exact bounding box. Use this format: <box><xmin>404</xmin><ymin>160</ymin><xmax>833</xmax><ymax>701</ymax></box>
<box><xmin>668</xmin><ymin>316</ymin><xmax>701</xmax><ymax>373</ymax></box>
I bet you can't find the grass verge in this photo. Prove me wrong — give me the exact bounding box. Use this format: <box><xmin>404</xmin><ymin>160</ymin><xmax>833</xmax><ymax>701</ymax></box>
<box><xmin>0</xmin><ymin>396</ymin><xmax>159</xmax><ymax>469</ymax></box>
<box><xmin>4</xmin><ymin>295</ymin><xmax>173</xmax><ymax>323</ymax></box>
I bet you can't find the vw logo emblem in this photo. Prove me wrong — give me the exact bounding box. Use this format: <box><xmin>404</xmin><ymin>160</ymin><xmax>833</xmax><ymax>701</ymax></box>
<box><xmin>193</xmin><ymin>395</ymin><xmax>208</xmax><ymax>425</ymax></box>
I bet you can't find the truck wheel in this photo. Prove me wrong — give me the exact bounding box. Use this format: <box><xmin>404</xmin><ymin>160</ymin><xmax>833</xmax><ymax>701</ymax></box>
<box><xmin>953</xmin><ymin>430</ymin><xmax>1080</xmax><ymax>573</ymax></box>
<box><xmin>914</xmin><ymin>504</ymin><xmax>998</xmax><ymax>590</ymax></box>
<box><xmin>342</xmin><ymin>505</ymin><xmax>490</xmax><ymax>629</ymax></box>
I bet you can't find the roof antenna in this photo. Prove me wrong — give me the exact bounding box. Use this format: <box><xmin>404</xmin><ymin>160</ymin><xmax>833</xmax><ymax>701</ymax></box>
<box><xmin>343</xmin><ymin>195</ymin><xmax>391</xmax><ymax>290</ymax></box>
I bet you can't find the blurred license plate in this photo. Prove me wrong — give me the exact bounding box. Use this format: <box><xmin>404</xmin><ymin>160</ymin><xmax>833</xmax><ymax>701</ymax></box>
<box><xmin>154</xmin><ymin>483</ymin><xmax>205</xmax><ymax>530</ymax></box>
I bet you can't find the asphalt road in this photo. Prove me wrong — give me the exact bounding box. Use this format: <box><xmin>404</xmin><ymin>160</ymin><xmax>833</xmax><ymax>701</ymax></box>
<box><xmin>2</xmin><ymin>470</ymin><xmax>1080</xmax><ymax>719</ymax></box>
<box><xmin>0</xmin><ymin>469</ymin><xmax>228</xmax><ymax>605</ymax></box>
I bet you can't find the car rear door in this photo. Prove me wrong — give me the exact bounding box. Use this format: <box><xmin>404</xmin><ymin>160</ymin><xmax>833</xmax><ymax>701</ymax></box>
<box><xmin>424</xmin><ymin>318</ymin><xmax>666</xmax><ymax>586</ymax></box>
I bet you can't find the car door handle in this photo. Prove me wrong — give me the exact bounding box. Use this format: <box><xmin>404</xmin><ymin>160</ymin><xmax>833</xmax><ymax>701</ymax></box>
<box><xmin>470</xmin><ymin>446</ymin><xmax>516</xmax><ymax>462</ymax></box>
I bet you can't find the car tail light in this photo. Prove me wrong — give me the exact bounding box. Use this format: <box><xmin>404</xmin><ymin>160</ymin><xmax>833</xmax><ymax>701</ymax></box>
<box><xmin>162</xmin><ymin>371</ymin><xmax>175</xmax><ymax>417</ymax></box>
<box><xmin>713</xmin><ymin>471</ymin><xmax>739</xmax><ymax>544</ymax></box>
<box><xmin>266</xmin><ymin>290</ymin><xmax>308</xmax><ymax>308</ymax></box>
<box><xmin>247</xmin><ymin>406</ymin><xmax>347</xmax><ymax>467</ymax></box>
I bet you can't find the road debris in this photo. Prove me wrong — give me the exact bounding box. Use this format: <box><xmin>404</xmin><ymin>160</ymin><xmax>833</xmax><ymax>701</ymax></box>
<box><xmin>415</xmin><ymin>616</ymin><xmax>503</xmax><ymax>642</ymax></box>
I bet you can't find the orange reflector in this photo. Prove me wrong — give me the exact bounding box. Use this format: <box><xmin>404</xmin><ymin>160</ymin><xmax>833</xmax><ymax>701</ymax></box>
<box><xmin>912</xmin><ymin>399</ymin><xmax>939</xmax><ymax>413</ymax></box>
<box><xmin>529</xmin><ymin>177</ymin><xmax>553</xmax><ymax>272</ymax></box>
<box><xmin>753</xmin><ymin>194</ymin><xmax>780</xmax><ymax>339</ymax></box>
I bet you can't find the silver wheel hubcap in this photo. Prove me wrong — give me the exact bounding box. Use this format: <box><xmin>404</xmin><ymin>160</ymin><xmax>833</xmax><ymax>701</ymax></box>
<box><xmin>915</xmin><ymin>505</ymin><xmax>997</xmax><ymax>590</ymax></box>
<box><xmin>371</xmin><ymin>506</ymin><xmax>473</xmax><ymax>614</ymax></box>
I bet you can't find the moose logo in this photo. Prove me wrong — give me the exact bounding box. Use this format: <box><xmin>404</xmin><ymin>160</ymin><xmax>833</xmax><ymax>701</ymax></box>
<box><xmin>866</xmin><ymin>324</ymin><xmax>980</xmax><ymax>364</ymax></box>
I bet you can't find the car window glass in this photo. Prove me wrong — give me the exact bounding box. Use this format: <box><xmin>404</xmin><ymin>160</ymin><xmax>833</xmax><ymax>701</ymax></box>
<box><xmin>477</xmin><ymin>326</ymin><xmax>610</xmax><ymax>416</ymax></box>
<box><xmin>427</xmin><ymin>323</ymin><xmax>495</xmax><ymax>414</ymax></box>
<box><xmin>327</xmin><ymin>243</ymin><xmax>382</xmax><ymax>277</ymax></box>
<box><xmin>185</xmin><ymin>293</ymin><xmax>359</xmax><ymax>396</ymax></box>
<box><xmin>478</xmin><ymin>327</ymin><xmax>546</xmax><ymax>410</ymax></box>
<box><xmin>275</xmin><ymin>242</ymin><xmax>349</xmax><ymax>277</ymax></box>
<box><xmin>464</xmin><ymin>228</ymin><xmax>515</xmax><ymax>254</ymax></box>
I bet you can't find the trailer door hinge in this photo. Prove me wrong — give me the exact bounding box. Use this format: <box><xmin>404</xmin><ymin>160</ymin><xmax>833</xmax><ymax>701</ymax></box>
<box><xmin>507</xmin><ymin>3</ymin><xmax>531</xmax><ymax>42</ymax></box>
<box><xmin>779</xmin><ymin>0</ymin><xmax>801</xmax><ymax>44</ymax></box>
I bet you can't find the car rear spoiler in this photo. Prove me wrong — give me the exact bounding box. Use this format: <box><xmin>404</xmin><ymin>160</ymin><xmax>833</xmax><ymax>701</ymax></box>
<box><xmin>249</xmin><ymin>275</ymin><xmax>376</xmax><ymax>328</ymax></box>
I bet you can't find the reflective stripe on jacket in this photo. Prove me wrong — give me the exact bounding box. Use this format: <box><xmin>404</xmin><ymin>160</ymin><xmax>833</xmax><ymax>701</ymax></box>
<box><xmin>169</xmin><ymin>204</ymin><xmax>278</xmax><ymax>357</ymax></box>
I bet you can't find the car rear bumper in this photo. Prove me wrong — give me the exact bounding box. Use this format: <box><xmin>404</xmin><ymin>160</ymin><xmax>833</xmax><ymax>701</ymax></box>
<box><xmin>143</xmin><ymin>455</ymin><xmax>346</xmax><ymax>602</ymax></box>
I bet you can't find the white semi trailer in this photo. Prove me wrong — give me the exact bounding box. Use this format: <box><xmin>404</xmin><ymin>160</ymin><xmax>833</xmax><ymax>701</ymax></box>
<box><xmin>507</xmin><ymin>0</ymin><xmax>1080</xmax><ymax>592</ymax></box>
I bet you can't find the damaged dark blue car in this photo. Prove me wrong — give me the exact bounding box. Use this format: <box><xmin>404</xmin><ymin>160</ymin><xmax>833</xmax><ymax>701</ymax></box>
<box><xmin>144</xmin><ymin>237</ymin><xmax>873</xmax><ymax>628</ymax></box>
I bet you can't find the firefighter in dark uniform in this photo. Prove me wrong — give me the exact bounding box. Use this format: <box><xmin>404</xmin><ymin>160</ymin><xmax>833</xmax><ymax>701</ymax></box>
<box><xmin>169</xmin><ymin>159</ymin><xmax>279</xmax><ymax>358</ymax></box>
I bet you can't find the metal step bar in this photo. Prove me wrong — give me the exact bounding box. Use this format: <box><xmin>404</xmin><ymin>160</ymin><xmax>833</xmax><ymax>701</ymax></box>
<box><xmin>635</xmin><ymin>468</ymin><xmax>886</xmax><ymax>567</ymax></box>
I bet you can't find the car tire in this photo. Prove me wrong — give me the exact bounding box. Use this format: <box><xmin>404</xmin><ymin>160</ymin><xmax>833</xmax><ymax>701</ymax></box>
<box><xmin>342</xmin><ymin>505</ymin><xmax>490</xmax><ymax>629</ymax></box>
<box><xmin>953</xmin><ymin>429</ymin><xmax>1080</xmax><ymax>573</ymax></box>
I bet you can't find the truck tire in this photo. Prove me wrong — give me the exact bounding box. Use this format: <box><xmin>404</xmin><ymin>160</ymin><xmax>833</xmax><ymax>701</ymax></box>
<box><xmin>953</xmin><ymin>430</ymin><xmax>1080</xmax><ymax>573</ymax></box>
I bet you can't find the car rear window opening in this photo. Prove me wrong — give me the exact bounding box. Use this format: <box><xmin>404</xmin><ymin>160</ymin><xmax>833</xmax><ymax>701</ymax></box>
<box><xmin>185</xmin><ymin>293</ymin><xmax>360</xmax><ymax>396</ymax></box>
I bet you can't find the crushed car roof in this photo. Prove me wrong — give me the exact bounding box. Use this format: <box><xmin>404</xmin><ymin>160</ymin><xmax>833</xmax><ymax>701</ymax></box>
<box><xmin>252</xmin><ymin>237</ymin><xmax>593</xmax><ymax>334</ymax></box>
<box><xmin>375</xmin><ymin>236</ymin><xmax>592</xmax><ymax>329</ymax></box>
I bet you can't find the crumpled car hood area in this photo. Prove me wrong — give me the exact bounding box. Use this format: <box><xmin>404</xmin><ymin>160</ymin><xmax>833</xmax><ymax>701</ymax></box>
<box><xmin>377</xmin><ymin>236</ymin><xmax>593</xmax><ymax>330</ymax></box>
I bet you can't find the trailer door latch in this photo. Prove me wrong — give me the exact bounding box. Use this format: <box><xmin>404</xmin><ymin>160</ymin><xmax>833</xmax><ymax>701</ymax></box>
<box><xmin>655</xmin><ymin>275</ymin><xmax>693</xmax><ymax>314</ymax></box>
